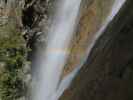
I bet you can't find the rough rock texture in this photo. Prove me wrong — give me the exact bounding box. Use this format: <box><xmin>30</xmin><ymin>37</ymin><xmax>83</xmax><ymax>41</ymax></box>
<box><xmin>60</xmin><ymin>0</ymin><xmax>133</xmax><ymax>99</ymax></box>
<box><xmin>63</xmin><ymin>0</ymin><xmax>114</xmax><ymax>76</ymax></box>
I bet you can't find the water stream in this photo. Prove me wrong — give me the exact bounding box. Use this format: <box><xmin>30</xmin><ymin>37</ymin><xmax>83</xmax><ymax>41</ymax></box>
<box><xmin>31</xmin><ymin>0</ymin><xmax>126</xmax><ymax>100</ymax></box>
<box><xmin>31</xmin><ymin>0</ymin><xmax>81</xmax><ymax>100</ymax></box>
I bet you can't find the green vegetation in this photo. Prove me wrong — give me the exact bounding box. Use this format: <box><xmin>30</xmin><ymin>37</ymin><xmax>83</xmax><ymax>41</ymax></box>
<box><xmin>0</xmin><ymin>17</ymin><xmax>27</xmax><ymax>100</ymax></box>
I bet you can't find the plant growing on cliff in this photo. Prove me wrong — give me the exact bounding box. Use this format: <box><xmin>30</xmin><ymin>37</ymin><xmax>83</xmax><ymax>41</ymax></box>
<box><xmin>0</xmin><ymin>16</ymin><xmax>28</xmax><ymax>100</ymax></box>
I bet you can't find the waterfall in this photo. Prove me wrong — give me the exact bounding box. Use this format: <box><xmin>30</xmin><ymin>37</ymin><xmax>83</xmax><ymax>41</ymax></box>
<box><xmin>31</xmin><ymin>0</ymin><xmax>126</xmax><ymax>100</ymax></box>
<box><xmin>31</xmin><ymin>0</ymin><xmax>81</xmax><ymax>100</ymax></box>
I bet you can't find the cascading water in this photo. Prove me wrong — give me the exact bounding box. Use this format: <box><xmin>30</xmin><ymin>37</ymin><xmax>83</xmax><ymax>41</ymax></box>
<box><xmin>31</xmin><ymin>0</ymin><xmax>126</xmax><ymax>100</ymax></box>
<box><xmin>31</xmin><ymin>0</ymin><xmax>81</xmax><ymax>100</ymax></box>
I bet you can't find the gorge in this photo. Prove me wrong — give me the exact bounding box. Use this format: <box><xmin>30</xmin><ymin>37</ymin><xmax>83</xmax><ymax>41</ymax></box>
<box><xmin>0</xmin><ymin>0</ymin><xmax>133</xmax><ymax>100</ymax></box>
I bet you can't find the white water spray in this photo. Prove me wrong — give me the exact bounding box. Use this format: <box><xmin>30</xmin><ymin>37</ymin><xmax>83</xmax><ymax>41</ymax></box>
<box><xmin>31</xmin><ymin>0</ymin><xmax>81</xmax><ymax>100</ymax></box>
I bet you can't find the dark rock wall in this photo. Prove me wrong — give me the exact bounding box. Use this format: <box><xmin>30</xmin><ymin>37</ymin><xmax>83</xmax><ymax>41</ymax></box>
<box><xmin>60</xmin><ymin>0</ymin><xmax>133</xmax><ymax>100</ymax></box>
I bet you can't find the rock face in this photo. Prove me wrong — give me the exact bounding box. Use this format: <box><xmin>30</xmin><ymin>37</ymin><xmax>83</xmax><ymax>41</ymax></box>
<box><xmin>62</xmin><ymin>0</ymin><xmax>114</xmax><ymax>77</ymax></box>
<box><xmin>60</xmin><ymin>0</ymin><xmax>133</xmax><ymax>100</ymax></box>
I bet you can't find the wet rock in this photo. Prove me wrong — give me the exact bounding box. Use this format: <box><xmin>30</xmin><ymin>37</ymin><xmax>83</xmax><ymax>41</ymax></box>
<box><xmin>62</xmin><ymin>0</ymin><xmax>115</xmax><ymax>77</ymax></box>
